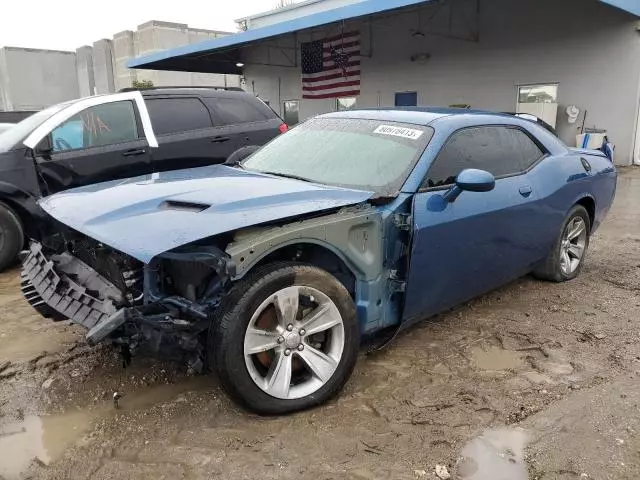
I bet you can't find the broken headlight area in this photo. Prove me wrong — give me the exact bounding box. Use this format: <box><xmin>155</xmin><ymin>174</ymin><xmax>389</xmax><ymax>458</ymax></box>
<box><xmin>21</xmin><ymin>234</ymin><xmax>234</xmax><ymax>370</ymax></box>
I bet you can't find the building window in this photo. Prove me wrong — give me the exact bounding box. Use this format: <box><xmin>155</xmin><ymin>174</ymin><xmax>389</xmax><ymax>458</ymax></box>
<box><xmin>395</xmin><ymin>92</ymin><xmax>418</xmax><ymax>107</ymax></box>
<box><xmin>517</xmin><ymin>84</ymin><xmax>558</xmax><ymax>104</ymax></box>
<box><xmin>283</xmin><ymin>100</ymin><xmax>300</xmax><ymax>125</ymax></box>
<box><xmin>337</xmin><ymin>97</ymin><xmax>357</xmax><ymax>111</ymax></box>
<box><xmin>516</xmin><ymin>83</ymin><xmax>559</xmax><ymax>128</ymax></box>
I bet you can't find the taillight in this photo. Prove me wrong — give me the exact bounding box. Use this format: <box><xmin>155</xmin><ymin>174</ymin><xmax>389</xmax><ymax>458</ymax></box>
<box><xmin>279</xmin><ymin>123</ymin><xmax>289</xmax><ymax>134</ymax></box>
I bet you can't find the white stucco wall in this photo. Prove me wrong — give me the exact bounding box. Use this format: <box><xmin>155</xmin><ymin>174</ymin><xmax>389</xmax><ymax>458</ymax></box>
<box><xmin>242</xmin><ymin>0</ymin><xmax>640</xmax><ymax>164</ymax></box>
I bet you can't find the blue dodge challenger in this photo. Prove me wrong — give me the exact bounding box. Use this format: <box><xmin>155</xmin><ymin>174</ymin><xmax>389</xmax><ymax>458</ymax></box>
<box><xmin>21</xmin><ymin>108</ymin><xmax>617</xmax><ymax>414</ymax></box>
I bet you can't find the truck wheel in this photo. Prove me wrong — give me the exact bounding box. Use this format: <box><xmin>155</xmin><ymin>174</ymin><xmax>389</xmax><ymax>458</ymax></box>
<box><xmin>533</xmin><ymin>205</ymin><xmax>590</xmax><ymax>282</ymax></box>
<box><xmin>209</xmin><ymin>262</ymin><xmax>359</xmax><ymax>415</ymax></box>
<box><xmin>0</xmin><ymin>203</ymin><xmax>24</xmax><ymax>272</ymax></box>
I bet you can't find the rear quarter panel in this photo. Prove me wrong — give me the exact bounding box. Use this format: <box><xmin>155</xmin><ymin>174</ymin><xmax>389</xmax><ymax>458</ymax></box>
<box><xmin>528</xmin><ymin>151</ymin><xmax>616</xmax><ymax>253</ymax></box>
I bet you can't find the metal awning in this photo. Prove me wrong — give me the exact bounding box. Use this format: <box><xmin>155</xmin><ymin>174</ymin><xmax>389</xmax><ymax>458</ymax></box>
<box><xmin>127</xmin><ymin>0</ymin><xmax>434</xmax><ymax>74</ymax></box>
<box><xmin>128</xmin><ymin>0</ymin><xmax>640</xmax><ymax>75</ymax></box>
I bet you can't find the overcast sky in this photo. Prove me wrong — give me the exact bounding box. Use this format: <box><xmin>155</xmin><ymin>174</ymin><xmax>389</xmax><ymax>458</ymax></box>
<box><xmin>0</xmin><ymin>0</ymin><xmax>280</xmax><ymax>51</ymax></box>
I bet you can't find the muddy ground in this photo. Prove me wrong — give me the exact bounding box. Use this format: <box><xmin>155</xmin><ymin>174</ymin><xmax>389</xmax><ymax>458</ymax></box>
<box><xmin>1</xmin><ymin>168</ymin><xmax>639</xmax><ymax>480</ymax></box>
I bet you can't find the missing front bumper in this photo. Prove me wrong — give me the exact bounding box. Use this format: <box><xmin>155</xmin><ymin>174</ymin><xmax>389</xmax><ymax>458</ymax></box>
<box><xmin>22</xmin><ymin>243</ymin><xmax>214</xmax><ymax>354</ymax></box>
<box><xmin>21</xmin><ymin>242</ymin><xmax>121</xmax><ymax>329</ymax></box>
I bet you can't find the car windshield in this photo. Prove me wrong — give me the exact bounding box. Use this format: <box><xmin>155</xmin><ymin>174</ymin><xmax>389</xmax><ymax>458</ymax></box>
<box><xmin>242</xmin><ymin>117</ymin><xmax>434</xmax><ymax>196</ymax></box>
<box><xmin>0</xmin><ymin>101</ymin><xmax>74</xmax><ymax>153</ymax></box>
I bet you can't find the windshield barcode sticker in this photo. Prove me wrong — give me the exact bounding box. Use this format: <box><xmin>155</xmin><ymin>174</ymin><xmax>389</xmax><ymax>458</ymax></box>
<box><xmin>374</xmin><ymin>125</ymin><xmax>424</xmax><ymax>140</ymax></box>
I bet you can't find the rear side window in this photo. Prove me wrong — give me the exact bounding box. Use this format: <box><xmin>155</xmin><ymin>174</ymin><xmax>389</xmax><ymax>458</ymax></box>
<box><xmin>424</xmin><ymin>126</ymin><xmax>544</xmax><ymax>188</ymax></box>
<box><xmin>507</xmin><ymin>128</ymin><xmax>546</xmax><ymax>169</ymax></box>
<box><xmin>145</xmin><ymin>97</ymin><xmax>212</xmax><ymax>135</ymax></box>
<box><xmin>206</xmin><ymin>97</ymin><xmax>277</xmax><ymax>125</ymax></box>
<box><xmin>51</xmin><ymin>101</ymin><xmax>138</xmax><ymax>152</ymax></box>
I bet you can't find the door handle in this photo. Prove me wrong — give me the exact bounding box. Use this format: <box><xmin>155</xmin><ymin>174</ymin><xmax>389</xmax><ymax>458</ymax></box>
<box><xmin>122</xmin><ymin>148</ymin><xmax>147</xmax><ymax>157</ymax></box>
<box><xmin>519</xmin><ymin>185</ymin><xmax>533</xmax><ymax>197</ymax></box>
<box><xmin>211</xmin><ymin>136</ymin><xmax>231</xmax><ymax>144</ymax></box>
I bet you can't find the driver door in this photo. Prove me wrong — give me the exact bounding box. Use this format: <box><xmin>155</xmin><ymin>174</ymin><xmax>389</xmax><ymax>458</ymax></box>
<box><xmin>24</xmin><ymin>92</ymin><xmax>157</xmax><ymax>195</ymax></box>
<box><xmin>402</xmin><ymin>125</ymin><xmax>547</xmax><ymax>325</ymax></box>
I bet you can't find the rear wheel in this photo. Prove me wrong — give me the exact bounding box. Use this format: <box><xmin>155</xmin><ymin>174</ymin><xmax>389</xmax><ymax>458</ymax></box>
<box><xmin>209</xmin><ymin>263</ymin><xmax>359</xmax><ymax>415</ymax></box>
<box><xmin>533</xmin><ymin>205</ymin><xmax>590</xmax><ymax>282</ymax></box>
<box><xmin>0</xmin><ymin>203</ymin><xmax>24</xmax><ymax>272</ymax></box>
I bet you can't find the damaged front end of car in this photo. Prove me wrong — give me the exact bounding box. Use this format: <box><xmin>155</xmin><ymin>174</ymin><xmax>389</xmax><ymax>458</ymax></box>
<box><xmin>19</xmin><ymin>163</ymin><xmax>385</xmax><ymax>373</ymax></box>
<box><xmin>21</xmin><ymin>227</ymin><xmax>235</xmax><ymax>371</ymax></box>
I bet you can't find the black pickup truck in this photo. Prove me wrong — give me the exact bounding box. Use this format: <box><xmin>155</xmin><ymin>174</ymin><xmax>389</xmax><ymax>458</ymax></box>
<box><xmin>0</xmin><ymin>87</ymin><xmax>286</xmax><ymax>270</ymax></box>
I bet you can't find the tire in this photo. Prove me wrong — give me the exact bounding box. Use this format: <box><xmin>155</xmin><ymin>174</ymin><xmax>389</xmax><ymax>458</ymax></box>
<box><xmin>533</xmin><ymin>205</ymin><xmax>591</xmax><ymax>282</ymax></box>
<box><xmin>0</xmin><ymin>202</ymin><xmax>24</xmax><ymax>272</ymax></box>
<box><xmin>209</xmin><ymin>262</ymin><xmax>359</xmax><ymax>415</ymax></box>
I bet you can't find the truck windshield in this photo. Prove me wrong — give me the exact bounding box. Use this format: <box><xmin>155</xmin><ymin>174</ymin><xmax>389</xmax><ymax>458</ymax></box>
<box><xmin>0</xmin><ymin>101</ymin><xmax>73</xmax><ymax>153</ymax></box>
<box><xmin>242</xmin><ymin>117</ymin><xmax>433</xmax><ymax>196</ymax></box>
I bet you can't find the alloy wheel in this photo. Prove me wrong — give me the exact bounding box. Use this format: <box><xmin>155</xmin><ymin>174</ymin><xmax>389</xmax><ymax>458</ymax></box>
<box><xmin>560</xmin><ymin>217</ymin><xmax>587</xmax><ymax>275</ymax></box>
<box><xmin>243</xmin><ymin>285</ymin><xmax>345</xmax><ymax>400</ymax></box>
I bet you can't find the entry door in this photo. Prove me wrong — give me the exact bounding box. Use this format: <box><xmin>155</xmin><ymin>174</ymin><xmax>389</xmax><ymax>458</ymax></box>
<box><xmin>395</xmin><ymin>92</ymin><xmax>418</xmax><ymax>107</ymax></box>
<box><xmin>402</xmin><ymin>126</ymin><xmax>547</xmax><ymax>324</ymax></box>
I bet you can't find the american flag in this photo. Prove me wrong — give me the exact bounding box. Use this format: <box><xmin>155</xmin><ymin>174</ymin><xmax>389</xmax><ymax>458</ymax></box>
<box><xmin>301</xmin><ymin>31</ymin><xmax>361</xmax><ymax>100</ymax></box>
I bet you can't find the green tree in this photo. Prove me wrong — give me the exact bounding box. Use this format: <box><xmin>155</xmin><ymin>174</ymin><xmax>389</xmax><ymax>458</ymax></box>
<box><xmin>275</xmin><ymin>0</ymin><xmax>296</xmax><ymax>8</ymax></box>
<box><xmin>132</xmin><ymin>79</ymin><xmax>154</xmax><ymax>89</ymax></box>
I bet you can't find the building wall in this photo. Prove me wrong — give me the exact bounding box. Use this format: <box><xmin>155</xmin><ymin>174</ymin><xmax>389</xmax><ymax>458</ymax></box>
<box><xmin>0</xmin><ymin>49</ymin><xmax>9</xmax><ymax>110</ymax></box>
<box><xmin>0</xmin><ymin>47</ymin><xmax>79</xmax><ymax>111</ymax></box>
<box><xmin>243</xmin><ymin>0</ymin><xmax>640</xmax><ymax>164</ymax></box>
<box><xmin>0</xmin><ymin>22</ymin><xmax>239</xmax><ymax>111</ymax></box>
<box><xmin>76</xmin><ymin>46</ymin><xmax>95</xmax><ymax>97</ymax></box>
<box><xmin>131</xmin><ymin>21</ymin><xmax>239</xmax><ymax>89</ymax></box>
<box><xmin>112</xmin><ymin>31</ymin><xmax>137</xmax><ymax>92</ymax></box>
<box><xmin>92</xmin><ymin>39</ymin><xmax>117</xmax><ymax>94</ymax></box>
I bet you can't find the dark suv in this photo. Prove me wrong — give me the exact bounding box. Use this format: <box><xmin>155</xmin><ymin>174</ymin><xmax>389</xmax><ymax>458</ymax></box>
<box><xmin>0</xmin><ymin>87</ymin><xmax>286</xmax><ymax>270</ymax></box>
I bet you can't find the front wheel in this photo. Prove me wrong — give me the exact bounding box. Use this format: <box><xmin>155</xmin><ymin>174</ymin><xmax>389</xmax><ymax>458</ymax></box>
<box><xmin>533</xmin><ymin>205</ymin><xmax>590</xmax><ymax>282</ymax></box>
<box><xmin>209</xmin><ymin>263</ymin><xmax>360</xmax><ymax>415</ymax></box>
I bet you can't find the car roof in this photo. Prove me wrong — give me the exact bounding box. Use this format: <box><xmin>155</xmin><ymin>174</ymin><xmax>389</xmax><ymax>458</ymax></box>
<box><xmin>320</xmin><ymin>107</ymin><xmax>521</xmax><ymax>126</ymax></box>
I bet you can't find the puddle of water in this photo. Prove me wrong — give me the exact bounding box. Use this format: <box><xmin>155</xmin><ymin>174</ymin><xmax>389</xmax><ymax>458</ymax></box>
<box><xmin>471</xmin><ymin>346</ymin><xmax>523</xmax><ymax>371</ymax></box>
<box><xmin>457</xmin><ymin>428</ymin><xmax>528</xmax><ymax>480</ymax></box>
<box><xmin>0</xmin><ymin>376</ymin><xmax>215</xmax><ymax>479</ymax></box>
<box><xmin>0</xmin><ymin>410</ymin><xmax>94</xmax><ymax>479</ymax></box>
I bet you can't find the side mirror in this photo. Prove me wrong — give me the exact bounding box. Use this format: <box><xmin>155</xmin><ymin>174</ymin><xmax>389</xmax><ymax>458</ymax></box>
<box><xmin>456</xmin><ymin>168</ymin><xmax>495</xmax><ymax>192</ymax></box>
<box><xmin>224</xmin><ymin>145</ymin><xmax>260</xmax><ymax>166</ymax></box>
<box><xmin>35</xmin><ymin>135</ymin><xmax>53</xmax><ymax>156</ymax></box>
<box><xmin>442</xmin><ymin>168</ymin><xmax>495</xmax><ymax>203</ymax></box>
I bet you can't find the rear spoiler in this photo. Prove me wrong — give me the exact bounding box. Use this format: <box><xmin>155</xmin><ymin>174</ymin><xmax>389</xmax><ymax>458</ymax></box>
<box><xmin>569</xmin><ymin>147</ymin><xmax>607</xmax><ymax>157</ymax></box>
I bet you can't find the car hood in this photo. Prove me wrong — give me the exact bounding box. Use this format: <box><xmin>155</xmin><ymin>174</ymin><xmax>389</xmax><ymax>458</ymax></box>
<box><xmin>39</xmin><ymin>165</ymin><xmax>374</xmax><ymax>263</ymax></box>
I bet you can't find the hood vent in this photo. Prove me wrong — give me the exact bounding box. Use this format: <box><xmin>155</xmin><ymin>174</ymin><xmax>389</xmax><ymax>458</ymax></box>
<box><xmin>160</xmin><ymin>200</ymin><xmax>210</xmax><ymax>213</ymax></box>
